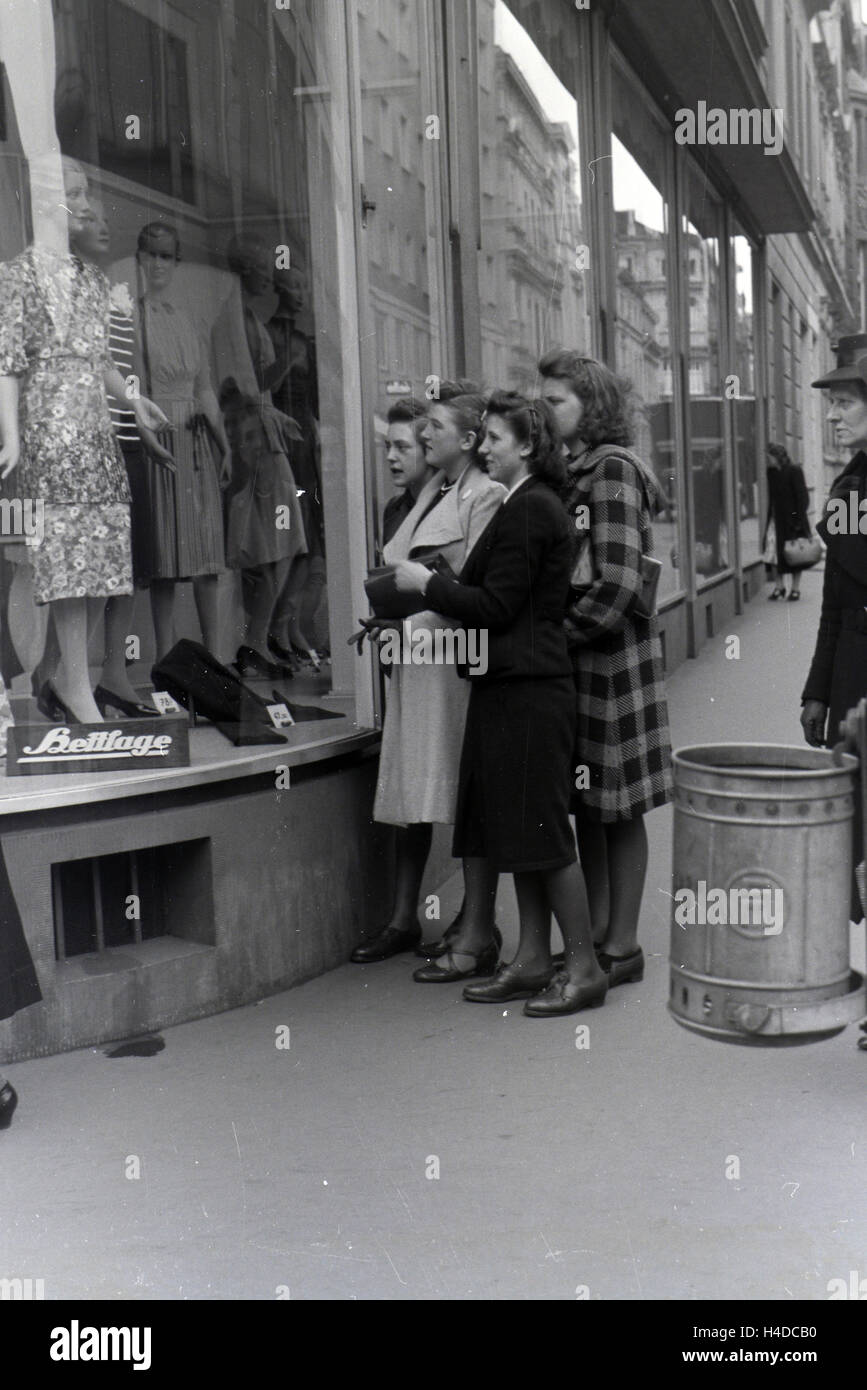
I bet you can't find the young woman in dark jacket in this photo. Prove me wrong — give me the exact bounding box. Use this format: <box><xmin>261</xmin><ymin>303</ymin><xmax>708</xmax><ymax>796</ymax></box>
<box><xmin>393</xmin><ymin>392</ymin><xmax>607</xmax><ymax>1016</ymax></box>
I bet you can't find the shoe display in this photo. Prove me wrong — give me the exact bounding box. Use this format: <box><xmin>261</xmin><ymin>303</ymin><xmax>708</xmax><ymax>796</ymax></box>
<box><xmin>234</xmin><ymin>645</ymin><xmax>294</xmax><ymax>681</ymax></box>
<box><xmin>597</xmin><ymin>947</ymin><xmax>645</xmax><ymax>987</ymax></box>
<box><xmin>0</xmin><ymin>1083</ymin><xmax>18</xmax><ymax>1131</ymax></box>
<box><xmin>350</xmin><ymin>922</ymin><xmax>421</xmax><ymax>963</ymax></box>
<box><xmin>413</xmin><ymin>940</ymin><xmax>499</xmax><ymax>983</ymax></box>
<box><xmin>94</xmin><ymin>684</ymin><xmax>161</xmax><ymax>718</ymax></box>
<box><xmin>523</xmin><ymin>969</ymin><xmax>608</xmax><ymax>1017</ymax></box>
<box><xmin>463</xmin><ymin>961</ymin><xmax>555</xmax><ymax>1003</ymax></box>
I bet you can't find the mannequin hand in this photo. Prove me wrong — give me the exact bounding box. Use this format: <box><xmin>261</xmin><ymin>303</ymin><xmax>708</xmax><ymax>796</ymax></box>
<box><xmin>138</xmin><ymin>424</ymin><xmax>177</xmax><ymax>472</ymax></box>
<box><xmin>801</xmin><ymin>700</ymin><xmax>828</xmax><ymax>748</ymax></box>
<box><xmin>393</xmin><ymin>559</ymin><xmax>432</xmax><ymax>593</ymax></box>
<box><xmin>134</xmin><ymin>396</ymin><xmax>171</xmax><ymax>432</ymax></box>
<box><xmin>0</xmin><ymin>439</ymin><xmax>20</xmax><ymax>480</ymax></box>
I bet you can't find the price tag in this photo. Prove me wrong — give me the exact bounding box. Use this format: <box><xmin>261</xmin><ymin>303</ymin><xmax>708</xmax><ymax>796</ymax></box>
<box><xmin>267</xmin><ymin>702</ymin><xmax>295</xmax><ymax>729</ymax></box>
<box><xmin>151</xmin><ymin>691</ymin><xmax>183</xmax><ymax>716</ymax></box>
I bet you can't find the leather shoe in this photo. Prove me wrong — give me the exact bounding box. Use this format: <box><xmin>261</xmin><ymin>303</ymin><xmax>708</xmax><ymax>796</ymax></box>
<box><xmin>351</xmin><ymin>922</ymin><xmax>421</xmax><ymax>963</ymax></box>
<box><xmin>523</xmin><ymin>969</ymin><xmax>608</xmax><ymax>1017</ymax></box>
<box><xmin>463</xmin><ymin>961</ymin><xmax>555</xmax><ymax>1003</ymax></box>
<box><xmin>413</xmin><ymin>940</ymin><xmax>499</xmax><ymax>983</ymax></box>
<box><xmin>597</xmin><ymin>947</ymin><xmax>644</xmax><ymax>987</ymax></box>
<box><xmin>417</xmin><ymin>920</ymin><xmax>502</xmax><ymax>959</ymax></box>
<box><xmin>0</xmin><ymin>1083</ymin><xmax>18</xmax><ymax>1131</ymax></box>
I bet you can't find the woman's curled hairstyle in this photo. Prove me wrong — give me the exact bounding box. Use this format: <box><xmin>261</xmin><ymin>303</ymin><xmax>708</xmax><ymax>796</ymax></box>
<box><xmin>538</xmin><ymin>349</ymin><xmax>635</xmax><ymax>448</ymax></box>
<box><xmin>485</xmin><ymin>390</ymin><xmax>565</xmax><ymax>488</ymax></box>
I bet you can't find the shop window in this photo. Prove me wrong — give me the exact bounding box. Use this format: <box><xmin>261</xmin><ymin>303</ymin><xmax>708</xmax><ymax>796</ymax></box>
<box><xmin>683</xmin><ymin>161</ymin><xmax>730</xmax><ymax>584</ymax></box>
<box><xmin>611</xmin><ymin>59</ymin><xmax>681</xmax><ymax>602</ymax></box>
<box><xmin>1</xmin><ymin>0</ymin><xmax>369</xmax><ymax>741</ymax></box>
<box><xmin>732</xmin><ymin>226</ymin><xmax>761</xmax><ymax>568</ymax></box>
<box><xmin>477</xmin><ymin>0</ymin><xmax>591</xmax><ymax>390</ymax></box>
<box><xmin>52</xmin><ymin>839</ymin><xmax>214</xmax><ymax>960</ymax></box>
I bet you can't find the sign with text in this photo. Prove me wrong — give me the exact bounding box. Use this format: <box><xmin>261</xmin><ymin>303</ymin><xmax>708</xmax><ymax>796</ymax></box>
<box><xmin>7</xmin><ymin>719</ymin><xmax>191</xmax><ymax>776</ymax></box>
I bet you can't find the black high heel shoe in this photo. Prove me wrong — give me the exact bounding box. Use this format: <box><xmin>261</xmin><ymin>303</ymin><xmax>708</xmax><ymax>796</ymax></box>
<box><xmin>0</xmin><ymin>1083</ymin><xmax>18</xmax><ymax>1130</ymax></box>
<box><xmin>94</xmin><ymin>685</ymin><xmax>160</xmax><ymax>719</ymax></box>
<box><xmin>36</xmin><ymin>681</ymin><xmax>66</xmax><ymax>721</ymax></box>
<box><xmin>413</xmin><ymin>939</ymin><xmax>499</xmax><ymax>983</ymax></box>
<box><xmin>234</xmin><ymin>645</ymin><xmax>294</xmax><ymax>680</ymax></box>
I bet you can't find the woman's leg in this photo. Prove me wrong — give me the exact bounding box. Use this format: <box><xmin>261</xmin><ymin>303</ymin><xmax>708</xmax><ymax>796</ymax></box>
<box><xmin>243</xmin><ymin>559</ymin><xmax>291</xmax><ymax>659</ymax></box>
<box><xmin>51</xmin><ymin>596</ymin><xmax>103</xmax><ymax>723</ymax></box>
<box><xmin>444</xmin><ymin>856</ymin><xmax>498</xmax><ymax>960</ymax></box>
<box><xmin>384</xmin><ymin>823</ymin><xmax>433</xmax><ymax>930</ymax></box>
<box><xmin>599</xmin><ymin>814</ymin><xmax>648</xmax><ymax>957</ymax></box>
<box><xmin>544</xmin><ymin>860</ymin><xmax>607</xmax><ymax>982</ymax></box>
<box><xmin>574</xmin><ymin>817</ymin><xmax>610</xmax><ymax>945</ymax></box>
<box><xmin>192</xmin><ymin>574</ymin><xmax>220</xmax><ymax>655</ymax></box>
<box><xmin>512</xmin><ymin>871</ymin><xmax>556</xmax><ymax>972</ymax></box>
<box><xmin>99</xmin><ymin>593</ymin><xmax>143</xmax><ymax>703</ymax></box>
<box><xmin>150</xmin><ymin>579</ymin><xmax>176</xmax><ymax>661</ymax></box>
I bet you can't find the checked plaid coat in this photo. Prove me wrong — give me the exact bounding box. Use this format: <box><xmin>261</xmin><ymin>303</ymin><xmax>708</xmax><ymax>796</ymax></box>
<box><xmin>561</xmin><ymin>444</ymin><xmax>673</xmax><ymax>822</ymax></box>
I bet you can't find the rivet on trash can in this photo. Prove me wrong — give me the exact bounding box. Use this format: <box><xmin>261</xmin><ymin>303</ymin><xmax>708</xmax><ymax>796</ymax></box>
<box><xmin>735</xmin><ymin>801</ymin><xmax>746</xmax><ymax>815</ymax></box>
<box><xmin>825</xmin><ymin>801</ymin><xmax>834</xmax><ymax>813</ymax></box>
<box><xmin>702</xmin><ymin>994</ymin><xmax>713</xmax><ymax>1014</ymax></box>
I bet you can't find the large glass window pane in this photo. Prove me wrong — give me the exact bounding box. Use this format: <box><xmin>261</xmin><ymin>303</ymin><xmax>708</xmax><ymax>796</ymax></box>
<box><xmin>732</xmin><ymin>226</ymin><xmax>760</xmax><ymax>567</ymax></box>
<box><xmin>0</xmin><ymin>0</ymin><xmax>361</xmax><ymax>719</ymax></box>
<box><xmin>357</xmin><ymin>0</ymin><xmax>449</xmax><ymax>515</ymax></box>
<box><xmin>683</xmin><ymin>161</ymin><xmax>730</xmax><ymax>583</ymax></box>
<box><xmin>477</xmin><ymin>0</ymin><xmax>592</xmax><ymax>390</ymax></box>
<box><xmin>611</xmin><ymin>62</ymin><xmax>681</xmax><ymax>602</ymax></box>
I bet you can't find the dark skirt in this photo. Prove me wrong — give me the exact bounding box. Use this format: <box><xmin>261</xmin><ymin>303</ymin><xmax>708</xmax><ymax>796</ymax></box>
<box><xmin>0</xmin><ymin>843</ymin><xmax>41</xmax><ymax>1023</ymax></box>
<box><xmin>452</xmin><ymin>675</ymin><xmax>577</xmax><ymax>872</ymax></box>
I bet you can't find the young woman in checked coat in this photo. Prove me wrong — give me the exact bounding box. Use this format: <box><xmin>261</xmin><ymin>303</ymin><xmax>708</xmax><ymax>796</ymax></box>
<box><xmin>539</xmin><ymin>351</ymin><xmax>673</xmax><ymax>987</ymax></box>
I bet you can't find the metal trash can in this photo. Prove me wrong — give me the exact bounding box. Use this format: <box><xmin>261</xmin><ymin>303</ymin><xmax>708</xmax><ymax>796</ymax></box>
<box><xmin>669</xmin><ymin>743</ymin><xmax>866</xmax><ymax>1042</ymax></box>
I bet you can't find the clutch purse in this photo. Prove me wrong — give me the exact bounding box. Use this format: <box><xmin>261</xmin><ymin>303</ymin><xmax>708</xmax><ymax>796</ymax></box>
<box><xmin>633</xmin><ymin>553</ymin><xmax>662</xmax><ymax>620</ymax></box>
<box><xmin>365</xmin><ymin>549</ymin><xmax>458</xmax><ymax>618</ymax></box>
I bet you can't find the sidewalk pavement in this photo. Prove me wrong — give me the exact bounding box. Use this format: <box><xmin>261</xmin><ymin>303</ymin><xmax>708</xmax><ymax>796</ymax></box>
<box><xmin>2</xmin><ymin>566</ymin><xmax>865</xmax><ymax>1302</ymax></box>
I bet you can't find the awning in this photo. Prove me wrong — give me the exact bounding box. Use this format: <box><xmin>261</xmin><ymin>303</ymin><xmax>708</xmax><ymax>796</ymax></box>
<box><xmin>607</xmin><ymin>0</ymin><xmax>816</xmax><ymax>235</ymax></box>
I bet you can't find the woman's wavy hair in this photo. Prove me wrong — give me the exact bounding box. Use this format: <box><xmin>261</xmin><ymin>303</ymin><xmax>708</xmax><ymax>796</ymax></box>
<box><xmin>432</xmin><ymin>380</ymin><xmax>486</xmax><ymax>465</ymax></box>
<box><xmin>538</xmin><ymin>349</ymin><xmax>635</xmax><ymax>447</ymax></box>
<box><xmin>767</xmin><ymin>442</ymin><xmax>793</xmax><ymax>467</ymax></box>
<box><xmin>484</xmin><ymin>390</ymin><xmax>565</xmax><ymax>488</ymax></box>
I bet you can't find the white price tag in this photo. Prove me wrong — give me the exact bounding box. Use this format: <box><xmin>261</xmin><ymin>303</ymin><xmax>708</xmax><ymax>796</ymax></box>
<box><xmin>267</xmin><ymin>702</ymin><xmax>295</xmax><ymax>729</ymax></box>
<box><xmin>151</xmin><ymin>691</ymin><xmax>183</xmax><ymax>716</ymax></box>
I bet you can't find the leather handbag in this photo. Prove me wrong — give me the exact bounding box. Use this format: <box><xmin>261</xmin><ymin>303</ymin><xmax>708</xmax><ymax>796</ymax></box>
<box><xmin>783</xmin><ymin>535</ymin><xmax>822</xmax><ymax>570</ymax></box>
<box><xmin>365</xmin><ymin>549</ymin><xmax>458</xmax><ymax>618</ymax></box>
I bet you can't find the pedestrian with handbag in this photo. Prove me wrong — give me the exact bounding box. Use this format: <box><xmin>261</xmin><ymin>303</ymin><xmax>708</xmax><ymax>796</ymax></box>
<box><xmin>539</xmin><ymin>350</ymin><xmax>673</xmax><ymax>988</ymax></box>
<box><xmin>762</xmin><ymin>442</ymin><xmax>815</xmax><ymax>600</ymax></box>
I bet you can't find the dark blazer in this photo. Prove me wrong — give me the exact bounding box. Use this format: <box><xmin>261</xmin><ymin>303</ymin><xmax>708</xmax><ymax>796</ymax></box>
<box><xmin>425</xmin><ymin>474</ymin><xmax>572</xmax><ymax>683</ymax></box>
<box><xmin>382</xmin><ymin>490</ymin><xmax>415</xmax><ymax>547</ymax></box>
<box><xmin>802</xmin><ymin>451</ymin><xmax>867</xmax><ymax>741</ymax></box>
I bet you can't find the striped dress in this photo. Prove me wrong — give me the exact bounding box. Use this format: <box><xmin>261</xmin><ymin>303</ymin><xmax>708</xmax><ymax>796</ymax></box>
<box><xmin>562</xmin><ymin>445</ymin><xmax>673</xmax><ymax>822</ymax></box>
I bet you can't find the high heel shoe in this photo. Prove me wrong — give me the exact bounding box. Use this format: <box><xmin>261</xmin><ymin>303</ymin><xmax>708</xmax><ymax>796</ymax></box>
<box><xmin>0</xmin><ymin>1083</ymin><xmax>18</xmax><ymax>1130</ymax></box>
<box><xmin>413</xmin><ymin>939</ymin><xmax>499</xmax><ymax>983</ymax></box>
<box><xmin>36</xmin><ymin>681</ymin><xmax>66</xmax><ymax>721</ymax></box>
<box><xmin>234</xmin><ymin>645</ymin><xmax>294</xmax><ymax>680</ymax></box>
<box><xmin>38</xmin><ymin>682</ymin><xmax>90</xmax><ymax>726</ymax></box>
<box><xmin>93</xmin><ymin>685</ymin><xmax>160</xmax><ymax>719</ymax></box>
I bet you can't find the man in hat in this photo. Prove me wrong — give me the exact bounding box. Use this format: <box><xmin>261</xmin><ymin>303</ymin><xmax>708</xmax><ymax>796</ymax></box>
<box><xmin>802</xmin><ymin>335</ymin><xmax>867</xmax><ymax>1016</ymax></box>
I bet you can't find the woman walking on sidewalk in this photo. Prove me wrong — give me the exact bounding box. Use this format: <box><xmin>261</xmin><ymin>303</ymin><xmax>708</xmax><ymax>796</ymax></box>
<box><xmin>539</xmin><ymin>350</ymin><xmax>673</xmax><ymax>989</ymax></box>
<box><xmin>762</xmin><ymin>442</ymin><xmax>812</xmax><ymax>601</ymax></box>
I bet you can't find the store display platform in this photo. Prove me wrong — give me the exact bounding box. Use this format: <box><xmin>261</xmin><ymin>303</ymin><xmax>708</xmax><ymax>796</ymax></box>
<box><xmin>0</xmin><ymin>673</ymin><xmax>391</xmax><ymax>1062</ymax></box>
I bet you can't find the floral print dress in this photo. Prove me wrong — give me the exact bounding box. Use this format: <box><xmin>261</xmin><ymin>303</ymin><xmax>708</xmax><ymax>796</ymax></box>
<box><xmin>0</xmin><ymin>245</ymin><xmax>132</xmax><ymax>604</ymax></box>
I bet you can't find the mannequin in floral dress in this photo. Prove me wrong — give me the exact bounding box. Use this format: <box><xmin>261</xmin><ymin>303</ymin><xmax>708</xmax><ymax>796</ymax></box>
<box><xmin>0</xmin><ymin>157</ymin><xmax>168</xmax><ymax>723</ymax></box>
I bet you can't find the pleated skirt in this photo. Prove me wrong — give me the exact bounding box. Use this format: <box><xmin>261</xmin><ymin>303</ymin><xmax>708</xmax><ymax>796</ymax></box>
<box><xmin>133</xmin><ymin>403</ymin><xmax>225</xmax><ymax>582</ymax></box>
